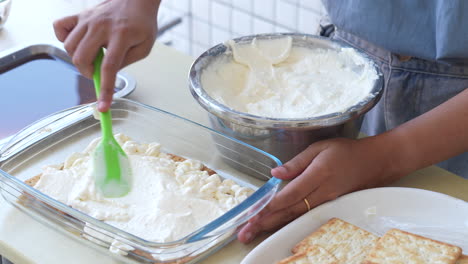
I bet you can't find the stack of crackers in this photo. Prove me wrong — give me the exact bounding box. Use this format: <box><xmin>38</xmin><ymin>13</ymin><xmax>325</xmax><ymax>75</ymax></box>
<box><xmin>278</xmin><ymin>218</ymin><xmax>467</xmax><ymax>264</ymax></box>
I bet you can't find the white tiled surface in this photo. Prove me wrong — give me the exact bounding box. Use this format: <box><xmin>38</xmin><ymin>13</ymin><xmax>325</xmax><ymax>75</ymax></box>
<box><xmin>159</xmin><ymin>0</ymin><xmax>326</xmax><ymax>57</ymax></box>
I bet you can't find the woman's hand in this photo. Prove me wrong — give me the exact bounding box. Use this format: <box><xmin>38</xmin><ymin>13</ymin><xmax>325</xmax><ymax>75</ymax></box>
<box><xmin>53</xmin><ymin>0</ymin><xmax>160</xmax><ymax>112</ymax></box>
<box><xmin>238</xmin><ymin>136</ymin><xmax>404</xmax><ymax>243</ymax></box>
<box><xmin>238</xmin><ymin>87</ymin><xmax>468</xmax><ymax>243</ymax></box>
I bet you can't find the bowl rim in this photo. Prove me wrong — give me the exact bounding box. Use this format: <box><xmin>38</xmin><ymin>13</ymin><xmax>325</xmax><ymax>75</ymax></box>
<box><xmin>189</xmin><ymin>32</ymin><xmax>384</xmax><ymax>129</ymax></box>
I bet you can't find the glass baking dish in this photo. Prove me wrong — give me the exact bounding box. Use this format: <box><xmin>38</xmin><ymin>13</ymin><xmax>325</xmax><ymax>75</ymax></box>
<box><xmin>0</xmin><ymin>99</ymin><xmax>282</xmax><ymax>264</ymax></box>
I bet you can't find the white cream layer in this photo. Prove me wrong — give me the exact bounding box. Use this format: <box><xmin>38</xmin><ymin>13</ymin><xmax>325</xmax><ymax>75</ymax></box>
<box><xmin>33</xmin><ymin>134</ymin><xmax>253</xmax><ymax>243</ymax></box>
<box><xmin>201</xmin><ymin>36</ymin><xmax>378</xmax><ymax>118</ymax></box>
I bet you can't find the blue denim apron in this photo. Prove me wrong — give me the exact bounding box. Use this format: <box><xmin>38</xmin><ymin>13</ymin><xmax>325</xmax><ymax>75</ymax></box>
<box><xmin>331</xmin><ymin>30</ymin><xmax>468</xmax><ymax>179</ymax></box>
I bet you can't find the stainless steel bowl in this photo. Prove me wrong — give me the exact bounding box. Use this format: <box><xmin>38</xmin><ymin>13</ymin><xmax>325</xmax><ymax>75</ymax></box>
<box><xmin>189</xmin><ymin>33</ymin><xmax>384</xmax><ymax>163</ymax></box>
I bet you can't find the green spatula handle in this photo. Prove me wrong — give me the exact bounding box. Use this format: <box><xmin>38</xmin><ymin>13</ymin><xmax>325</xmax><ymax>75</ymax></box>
<box><xmin>93</xmin><ymin>48</ymin><xmax>113</xmax><ymax>139</ymax></box>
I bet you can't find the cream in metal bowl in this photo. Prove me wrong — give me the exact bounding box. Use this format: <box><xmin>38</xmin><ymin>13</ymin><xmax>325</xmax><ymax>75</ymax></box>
<box><xmin>189</xmin><ymin>33</ymin><xmax>384</xmax><ymax>163</ymax></box>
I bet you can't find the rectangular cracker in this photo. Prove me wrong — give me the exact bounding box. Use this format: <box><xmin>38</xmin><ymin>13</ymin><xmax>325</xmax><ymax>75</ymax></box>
<box><xmin>292</xmin><ymin>218</ymin><xmax>379</xmax><ymax>264</ymax></box>
<box><xmin>456</xmin><ymin>255</ymin><xmax>468</xmax><ymax>264</ymax></box>
<box><xmin>363</xmin><ymin>229</ymin><xmax>462</xmax><ymax>264</ymax></box>
<box><xmin>277</xmin><ymin>245</ymin><xmax>338</xmax><ymax>264</ymax></box>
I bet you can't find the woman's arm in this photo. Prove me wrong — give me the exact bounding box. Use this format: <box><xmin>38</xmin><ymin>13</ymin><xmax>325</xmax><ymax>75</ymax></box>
<box><xmin>385</xmin><ymin>88</ymin><xmax>468</xmax><ymax>174</ymax></box>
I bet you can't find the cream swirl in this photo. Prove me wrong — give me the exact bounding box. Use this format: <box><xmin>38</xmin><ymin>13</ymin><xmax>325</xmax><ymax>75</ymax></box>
<box><xmin>33</xmin><ymin>134</ymin><xmax>254</xmax><ymax>243</ymax></box>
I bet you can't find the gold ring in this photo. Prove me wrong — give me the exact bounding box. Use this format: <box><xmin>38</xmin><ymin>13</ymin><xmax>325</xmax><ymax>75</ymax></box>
<box><xmin>303</xmin><ymin>198</ymin><xmax>311</xmax><ymax>211</ymax></box>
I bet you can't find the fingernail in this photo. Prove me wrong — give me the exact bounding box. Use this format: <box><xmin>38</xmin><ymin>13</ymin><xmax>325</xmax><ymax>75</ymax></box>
<box><xmin>272</xmin><ymin>166</ymin><xmax>287</xmax><ymax>175</ymax></box>
<box><xmin>98</xmin><ymin>101</ymin><xmax>106</xmax><ymax>112</ymax></box>
<box><xmin>244</xmin><ymin>232</ymin><xmax>253</xmax><ymax>242</ymax></box>
<box><xmin>251</xmin><ymin>214</ymin><xmax>260</xmax><ymax>222</ymax></box>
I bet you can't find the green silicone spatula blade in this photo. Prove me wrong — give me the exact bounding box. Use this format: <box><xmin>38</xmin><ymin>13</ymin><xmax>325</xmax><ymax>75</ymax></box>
<box><xmin>92</xmin><ymin>48</ymin><xmax>131</xmax><ymax>198</ymax></box>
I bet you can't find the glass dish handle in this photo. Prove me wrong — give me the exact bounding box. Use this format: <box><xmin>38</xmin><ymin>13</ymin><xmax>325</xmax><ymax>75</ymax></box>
<box><xmin>0</xmin><ymin>103</ymin><xmax>95</xmax><ymax>159</ymax></box>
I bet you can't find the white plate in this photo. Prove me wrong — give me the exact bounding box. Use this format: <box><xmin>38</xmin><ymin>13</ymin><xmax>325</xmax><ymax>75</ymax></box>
<box><xmin>241</xmin><ymin>187</ymin><xmax>468</xmax><ymax>264</ymax></box>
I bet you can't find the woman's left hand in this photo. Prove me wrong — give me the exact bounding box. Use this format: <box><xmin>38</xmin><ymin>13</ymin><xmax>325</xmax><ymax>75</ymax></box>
<box><xmin>237</xmin><ymin>136</ymin><xmax>403</xmax><ymax>243</ymax></box>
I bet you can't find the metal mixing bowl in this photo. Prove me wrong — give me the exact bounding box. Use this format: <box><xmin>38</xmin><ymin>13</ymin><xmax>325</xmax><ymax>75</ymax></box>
<box><xmin>189</xmin><ymin>33</ymin><xmax>384</xmax><ymax>163</ymax></box>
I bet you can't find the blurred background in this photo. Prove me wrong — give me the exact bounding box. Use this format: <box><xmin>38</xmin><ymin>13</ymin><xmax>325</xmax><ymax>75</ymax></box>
<box><xmin>157</xmin><ymin>0</ymin><xmax>327</xmax><ymax>57</ymax></box>
<box><xmin>0</xmin><ymin>0</ymin><xmax>327</xmax><ymax>57</ymax></box>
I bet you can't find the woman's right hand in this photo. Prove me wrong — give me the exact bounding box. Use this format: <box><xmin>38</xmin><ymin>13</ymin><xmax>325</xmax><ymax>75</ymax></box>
<box><xmin>53</xmin><ymin>0</ymin><xmax>161</xmax><ymax>112</ymax></box>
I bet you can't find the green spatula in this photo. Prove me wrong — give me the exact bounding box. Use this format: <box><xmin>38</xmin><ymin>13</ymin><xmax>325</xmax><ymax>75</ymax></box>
<box><xmin>92</xmin><ymin>48</ymin><xmax>132</xmax><ymax>197</ymax></box>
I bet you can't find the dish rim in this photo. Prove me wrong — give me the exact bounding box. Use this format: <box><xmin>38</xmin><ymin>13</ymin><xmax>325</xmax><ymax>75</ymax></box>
<box><xmin>0</xmin><ymin>98</ymin><xmax>282</xmax><ymax>255</ymax></box>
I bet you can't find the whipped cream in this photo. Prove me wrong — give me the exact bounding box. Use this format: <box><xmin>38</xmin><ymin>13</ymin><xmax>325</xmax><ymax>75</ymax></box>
<box><xmin>33</xmin><ymin>134</ymin><xmax>253</xmax><ymax>243</ymax></box>
<box><xmin>201</xmin><ymin>36</ymin><xmax>378</xmax><ymax>118</ymax></box>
